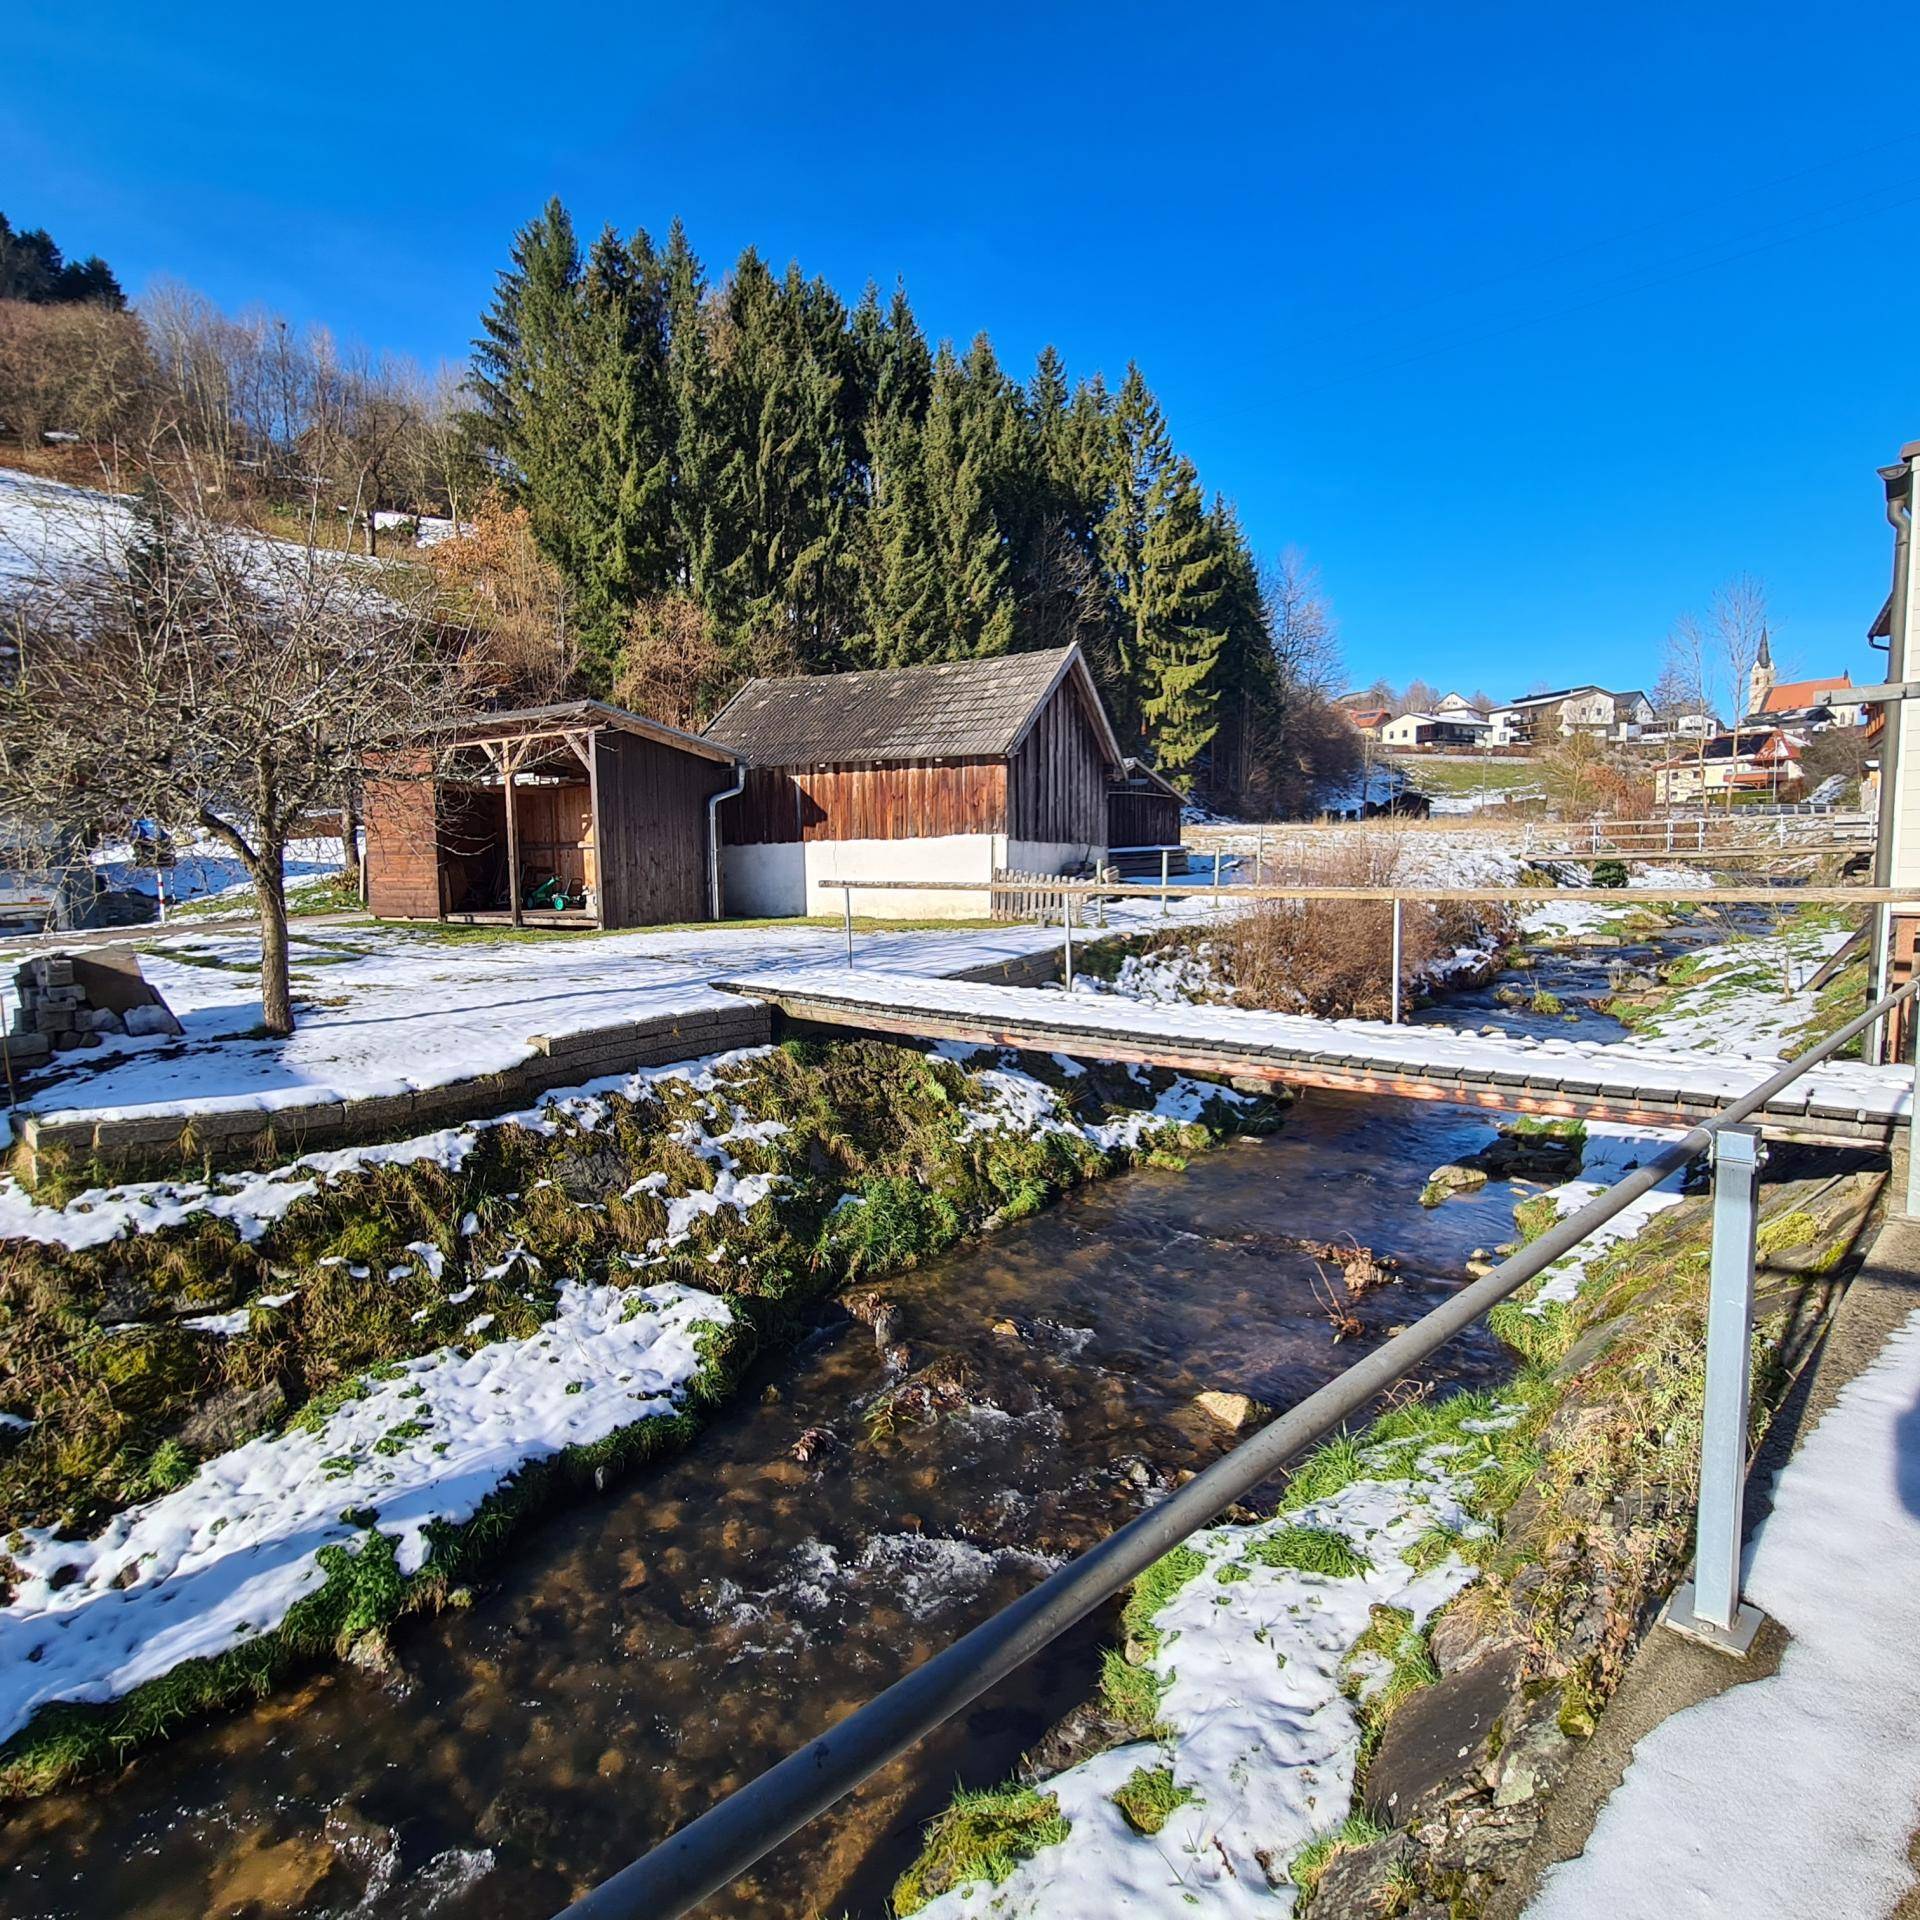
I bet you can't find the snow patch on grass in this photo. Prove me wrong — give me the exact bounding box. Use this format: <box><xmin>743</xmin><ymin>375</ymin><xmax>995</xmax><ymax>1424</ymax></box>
<box><xmin>0</xmin><ymin>1279</ymin><xmax>729</xmax><ymax>1746</ymax></box>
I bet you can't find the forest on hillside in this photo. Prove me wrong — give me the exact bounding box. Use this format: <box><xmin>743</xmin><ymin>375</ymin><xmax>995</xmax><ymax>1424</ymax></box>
<box><xmin>0</xmin><ymin>201</ymin><xmax>1360</xmax><ymax>811</ymax></box>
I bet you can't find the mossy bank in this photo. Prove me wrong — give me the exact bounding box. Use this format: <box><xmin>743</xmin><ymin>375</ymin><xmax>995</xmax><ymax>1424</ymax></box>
<box><xmin>0</xmin><ymin>1036</ymin><xmax>1281</xmax><ymax>1801</ymax></box>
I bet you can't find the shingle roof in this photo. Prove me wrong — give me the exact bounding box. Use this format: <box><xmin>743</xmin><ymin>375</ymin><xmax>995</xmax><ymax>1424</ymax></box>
<box><xmin>703</xmin><ymin>646</ymin><xmax>1122</xmax><ymax>767</ymax></box>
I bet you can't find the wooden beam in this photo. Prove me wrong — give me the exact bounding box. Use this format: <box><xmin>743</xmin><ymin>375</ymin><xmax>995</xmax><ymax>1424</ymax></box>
<box><xmin>498</xmin><ymin>738</ymin><xmax>532</xmax><ymax>928</ymax></box>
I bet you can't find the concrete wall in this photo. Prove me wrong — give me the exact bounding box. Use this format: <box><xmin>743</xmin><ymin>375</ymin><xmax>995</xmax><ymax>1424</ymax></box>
<box><xmin>723</xmin><ymin>832</ymin><xmax>1012</xmax><ymax>920</ymax></box>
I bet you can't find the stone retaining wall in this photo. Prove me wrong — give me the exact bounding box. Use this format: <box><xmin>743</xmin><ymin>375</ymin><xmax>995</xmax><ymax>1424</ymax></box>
<box><xmin>12</xmin><ymin>941</ymin><xmax>1075</xmax><ymax>1185</ymax></box>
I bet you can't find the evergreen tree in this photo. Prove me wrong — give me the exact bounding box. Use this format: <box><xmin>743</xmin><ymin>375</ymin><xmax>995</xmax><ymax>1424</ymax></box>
<box><xmin>1098</xmin><ymin>364</ymin><xmax>1176</xmax><ymax>736</ymax></box>
<box><xmin>1134</xmin><ymin>455</ymin><xmax>1228</xmax><ymax>776</ymax></box>
<box><xmin>922</xmin><ymin>344</ymin><xmax>1014</xmax><ymax>659</ymax></box>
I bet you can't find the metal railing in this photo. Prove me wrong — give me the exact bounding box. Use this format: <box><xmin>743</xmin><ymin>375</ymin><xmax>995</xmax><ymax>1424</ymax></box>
<box><xmin>552</xmin><ymin>974</ymin><xmax>1920</xmax><ymax>1920</ymax></box>
<box><xmin>830</xmin><ymin>874</ymin><xmax>1920</xmax><ymax>1028</ymax></box>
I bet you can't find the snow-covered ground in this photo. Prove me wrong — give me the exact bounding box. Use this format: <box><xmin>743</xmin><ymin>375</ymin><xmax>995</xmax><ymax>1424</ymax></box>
<box><xmin>1608</xmin><ymin>915</ymin><xmax>1857</xmax><ymax>1061</ymax></box>
<box><xmin>0</xmin><ymin>1275</ymin><xmax>730</xmax><ymax>1747</ymax></box>
<box><xmin>7</xmin><ymin>903</ymin><xmax>1217</xmax><ymax>1128</ymax></box>
<box><xmin>915</xmin><ymin>1469</ymin><xmax>1489</xmax><ymax>1919</ymax></box>
<box><xmin>1526</xmin><ymin>1305</ymin><xmax>1920</xmax><ymax>1920</ymax></box>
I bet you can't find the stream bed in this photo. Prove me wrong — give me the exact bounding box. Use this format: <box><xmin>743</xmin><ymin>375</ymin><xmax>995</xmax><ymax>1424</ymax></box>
<box><xmin>0</xmin><ymin>926</ymin><xmax>1722</xmax><ymax>1920</ymax></box>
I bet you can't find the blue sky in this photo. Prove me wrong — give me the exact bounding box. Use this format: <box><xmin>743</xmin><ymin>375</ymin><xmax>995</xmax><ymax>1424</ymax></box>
<box><xmin>8</xmin><ymin>2</ymin><xmax>1916</xmax><ymax>700</ymax></box>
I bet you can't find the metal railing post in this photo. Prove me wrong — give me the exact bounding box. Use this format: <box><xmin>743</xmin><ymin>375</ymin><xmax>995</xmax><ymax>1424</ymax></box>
<box><xmin>1213</xmin><ymin>848</ymin><xmax>1223</xmax><ymax>906</ymax></box>
<box><xmin>1664</xmin><ymin>1125</ymin><xmax>1766</xmax><ymax>1655</ymax></box>
<box><xmin>1389</xmin><ymin>896</ymin><xmax>1403</xmax><ymax>1025</ymax></box>
<box><xmin>1062</xmin><ymin>892</ymin><xmax>1074</xmax><ymax>991</ymax></box>
<box><xmin>842</xmin><ymin>886</ymin><xmax>854</xmax><ymax>968</ymax></box>
<box><xmin>1160</xmin><ymin>846</ymin><xmax>1170</xmax><ymax>918</ymax></box>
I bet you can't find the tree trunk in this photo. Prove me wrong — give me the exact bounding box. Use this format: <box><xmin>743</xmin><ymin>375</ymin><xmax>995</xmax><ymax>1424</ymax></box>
<box><xmin>339</xmin><ymin>787</ymin><xmax>362</xmax><ymax>890</ymax></box>
<box><xmin>255</xmin><ymin>844</ymin><xmax>294</xmax><ymax>1036</ymax></box>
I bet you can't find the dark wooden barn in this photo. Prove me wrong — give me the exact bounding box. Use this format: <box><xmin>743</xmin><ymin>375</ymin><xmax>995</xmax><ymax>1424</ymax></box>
<box><xmin>363</xmin><ymin>701</ymin><xmax>744</xmax><ymax>930</ymax></box>
<box><xmin>1106</xmin><ymin>757</ymin><xmax>1188</xmax><ymax>873</ymax></box>
<box><xmin>702</xmin><ymin>646</ymin><xmax>1125</xmax><ymax>919</ymax></box>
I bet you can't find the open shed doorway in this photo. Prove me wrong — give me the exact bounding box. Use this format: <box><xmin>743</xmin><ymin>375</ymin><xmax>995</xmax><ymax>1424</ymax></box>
<box><xmin>438</xmin><ymin>742</ymin><xmax>598</xmax><ymax>924</ymax></box>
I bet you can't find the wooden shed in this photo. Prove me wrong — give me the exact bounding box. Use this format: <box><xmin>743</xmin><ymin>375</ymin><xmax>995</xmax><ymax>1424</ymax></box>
<box><xmin>703</xmin><ymin>645</ymin><xmax>1125</xmax><ymax>919</ymax></box>
<box><xmin>1106</xmin><ymin>757</ymin><xmax>1187</xmax><ymax>873</ymax></box>
<box><xmin>363</xmin><ymin>701</ymin><xmax>743</xmax><ymax>930</ymax></box>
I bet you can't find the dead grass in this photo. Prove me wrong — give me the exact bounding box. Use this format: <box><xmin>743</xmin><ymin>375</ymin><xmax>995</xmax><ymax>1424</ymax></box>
<box><xmin>1218</xmin><ymin>833</ymin><xmax>1516</xmax><ymax>1018</ymax></box>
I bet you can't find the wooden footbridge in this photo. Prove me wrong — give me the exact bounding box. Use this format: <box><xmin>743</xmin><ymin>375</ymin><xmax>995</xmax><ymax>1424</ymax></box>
<box><xmin>718</xmin><ymin>966</ymin><xmax>1913</xmax><ymax>1147</ymax></box>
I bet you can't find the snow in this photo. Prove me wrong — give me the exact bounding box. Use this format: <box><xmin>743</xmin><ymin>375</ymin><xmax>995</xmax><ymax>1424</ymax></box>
<box><xmin>0</xmin><ymin>1278</ymin><xmax>730</xmax><ymax>1747</ymax></box>
<box><xmin>720</xmin><ymin>967</ymin><xmax>1913</xmax><ymax>1122</ymax></box>
<box><xmin>0</xmin><ymin>1045</ymin><xmax>801</xmax><ymax>1254</ymax></box>
<box><xmin>1516</xmin><ymin>1123</ymin><xmax>1689</xmax><ymax>1315</ymax></box>
<box><xmin>6</xmin><ymin>903</ymin><xmax>1221</xmax><ymax>1131</ymax></box>
<box><xmin>1526</xmin><ymin>1305</ymin><xmax>1920</xmax><ymax>1920</ymax></box>
<box><xmin>914</xmin><ymin>1468</ymin><xmax>1490</xmax><ymax>1918</ymax></box>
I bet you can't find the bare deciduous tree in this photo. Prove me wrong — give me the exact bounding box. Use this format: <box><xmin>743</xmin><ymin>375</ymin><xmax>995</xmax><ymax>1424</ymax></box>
<box><xmin>613</xmin><ymin>592</ymin><xmax>727</xmax><ymax>730</ymax></box>
<box><xmin>1664</xmin><ymin>573</ymin><xmax>1771</xmax><ymax>807</ymax></box>
<box><xmin>0</xmin><ymin>477</ymin><xmax>468</xmax><ymax>1034</ymax></box>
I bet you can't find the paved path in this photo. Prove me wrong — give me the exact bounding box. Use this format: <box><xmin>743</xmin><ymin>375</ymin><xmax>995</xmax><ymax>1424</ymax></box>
<box><xmin>1497</xmin><ymin>1214</ymin><xmax>1920</xmax><ymax>1919</ymax></box>
<box><xmin>721</xmin><ymin>966</ymin><xmax>1914</xmax><ymax>1145</ymax></box>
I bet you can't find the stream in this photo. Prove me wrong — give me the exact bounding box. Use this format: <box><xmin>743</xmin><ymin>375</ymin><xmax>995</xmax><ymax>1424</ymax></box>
<box><xmin>0</xmin><ymin>925</ymin><xmax>1729</xmax><ymax>1920</ymax></box>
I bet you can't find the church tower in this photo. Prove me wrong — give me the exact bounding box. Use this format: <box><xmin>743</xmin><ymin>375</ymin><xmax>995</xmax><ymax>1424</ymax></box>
<box><xmin>1747</xmin><ymin>628</ymin><xmax>1775</xmax><ymax>718</ymax></box>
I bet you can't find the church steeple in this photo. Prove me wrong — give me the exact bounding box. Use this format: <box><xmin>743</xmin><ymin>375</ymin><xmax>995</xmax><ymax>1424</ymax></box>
<box><xmin>1747</xmin><ymin>627</ymin><xmax>1776</xmax><ymax>717</ymax></box>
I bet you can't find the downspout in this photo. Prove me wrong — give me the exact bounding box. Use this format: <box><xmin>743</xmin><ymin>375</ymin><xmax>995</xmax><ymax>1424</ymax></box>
<box><xmin>707</xmin><ymin>760</ymin><xmax>747</xmax><ymax>922</ymax></box>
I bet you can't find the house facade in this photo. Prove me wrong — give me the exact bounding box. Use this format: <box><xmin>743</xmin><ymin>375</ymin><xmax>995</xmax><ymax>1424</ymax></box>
<box><xmin>1653</xmin><ymin>728</ymin><xmax>1806</xmax><ymax>805</ymax></box>
<box><xmin>1379</xmin><ymin>710</ymin><xmax>1494</xmax><ymax>749</ymax></box>
<box><xmin>1492</xmin><ymin>686</ymin><xmax>1654</xmax><ymax>745</ymax></box>
<box><xmin>704</xmin><ymin>645</ymin><xmax>1125</xmax><ymax>919</ymax></box>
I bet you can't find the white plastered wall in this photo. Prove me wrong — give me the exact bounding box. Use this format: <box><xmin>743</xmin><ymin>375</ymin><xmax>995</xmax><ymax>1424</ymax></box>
<box><xmin>721</xmin><ymin>833</ymin><xmax>1107</xmax><ymax>920</ymax></box>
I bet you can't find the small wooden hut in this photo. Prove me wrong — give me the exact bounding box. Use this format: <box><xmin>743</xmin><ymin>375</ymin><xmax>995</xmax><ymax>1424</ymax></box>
<box><xmin>1105</xmin><ymin>758</ymin><xmax>1187</xmax><ymax>873</ymax></box>
<box><xmin>364</xmin><ymin>701</ymin><xmax>743</xmax><ymax>930</ymax></box>
<box><xmin>703</xmin><ymin>645</ymin><xmax>1125</xmax><ymax>918</ymax></box>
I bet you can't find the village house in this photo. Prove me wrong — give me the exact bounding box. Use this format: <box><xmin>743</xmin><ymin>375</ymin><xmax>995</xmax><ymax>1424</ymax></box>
<box><xmin>1652</xmin><ymin>726</ymin><xmax>1806</xmax><ymax>805</ymax></box>
<box><xmin>1491</xmin><ymin>685</ymin><xmax>1655</xmax><ymax>745</ymax></box>
<box><xmin>703</xmin><ymin>644</ymin><xmax>1125</xmax><ymax>919</ymax></box>
<box><xmin>1379</xmin><ymin>708</ymin><xmax>1495</xmax><ymax>749</ymax></box>
<box><xmin>363</xmin><ymin>701</ymin><xmax>745</xmax><ymax>929</ymax></box>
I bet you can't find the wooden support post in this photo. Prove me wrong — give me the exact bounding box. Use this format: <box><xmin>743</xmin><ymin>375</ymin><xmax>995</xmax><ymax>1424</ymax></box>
<box><xmin>493</xmin><ymin>739</ymin><xmax>530</xmax><ymax>928</ymax></box>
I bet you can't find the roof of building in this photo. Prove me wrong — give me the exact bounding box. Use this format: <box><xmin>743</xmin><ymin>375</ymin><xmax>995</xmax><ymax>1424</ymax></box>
<box><xmin>1498</xmin><ymin>685</ymin><xmax>1647</xmax><ymax>712</ymax></box>
<box><xmin>1342</xmin><ymin>706</ymin><xmax>1392</xmax><ymax>728</ymax></box>
<box><xmin>1114</xmin><ymin>756</ymin><xmax>1187</xmax><ymax>801</ymax></box>
<box><xmin>1760</xmin><ymin>673</ymin><xmax>1854</xmax><ymax>713</ymax></box>
<box><xmin>422</xmin><ymin>699</ymin><xmax>739</xmax><ymax>764</ymax></box>
<box><xmin>703</xmin><ymin>645</ymin><xmax>1123</xmax><ymax>769</ymax></box>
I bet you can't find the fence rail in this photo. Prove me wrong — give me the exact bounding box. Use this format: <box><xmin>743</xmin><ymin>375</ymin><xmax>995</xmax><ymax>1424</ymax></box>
<box><xmin>552</xmin><ymin>970</ymin><xmax>1920</xmax><ymax>1920</ymax></box>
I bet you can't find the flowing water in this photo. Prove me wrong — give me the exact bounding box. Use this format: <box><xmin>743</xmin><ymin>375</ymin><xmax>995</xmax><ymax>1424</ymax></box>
<box><xmin>0</xmin><ymin>924</ymin><xmax>1722</xmax><ymax>1920</ymax></box>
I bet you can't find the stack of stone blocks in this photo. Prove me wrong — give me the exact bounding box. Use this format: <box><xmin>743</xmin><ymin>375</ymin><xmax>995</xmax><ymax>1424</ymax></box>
<box><xmin>8</xmin><ymin>952</ymin><xmax>180</xmax><ymax>1068</ymax></box>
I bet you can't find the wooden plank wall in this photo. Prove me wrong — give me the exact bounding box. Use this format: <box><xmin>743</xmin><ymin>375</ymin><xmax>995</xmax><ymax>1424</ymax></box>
<box><xmin>364</xmin><ymin>755</ymin><xmax>440</xmax><ymax>918</ymax></box>
<box><xmin>1008</xmin><ymin>679</ymin><xmax>1110</xmax><ymax>844</ymax></box>
<box><xmin>1107</xmin><ymin>788</ymin><xmax>1181</xmax><ymax>848</ymax></box>
<box><xmin>596</xmin><ymin>730</ymin><xmax>737</xmax><ymax>926</ymax></box>
<box><xmin>722</xmin><ymin>760</ymin><xmax>1007</xmax><ymax>845</ymax></box>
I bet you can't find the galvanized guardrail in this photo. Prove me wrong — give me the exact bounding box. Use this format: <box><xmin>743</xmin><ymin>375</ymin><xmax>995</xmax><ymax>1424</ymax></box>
<box><xmin>552</xmin><ymin>975</ymin><xmax>1920</xmax><ymax>1920</ymax></box>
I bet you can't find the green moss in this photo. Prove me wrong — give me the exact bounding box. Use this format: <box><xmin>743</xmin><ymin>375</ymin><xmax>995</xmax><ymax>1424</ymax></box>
<box><xmin>1098</xmin><ymin>1647</ymin><xmax>1169</xmax><ymax>1739</ymax></box>
<box><xmin>892</xmin><ymin>1786</ymin><xmax>1070</xmax><ymax>1916</ymax></box>
<box><xmin>0</xmin><ymin>1036</ymin><xmax>1278</xmax><ymax>1799</ymax></box>
<box><xmin>1513</xmin><ymin>1193</ymin><xmax>1562</xmax><ymax>1246</ymax></box>
<box><xmin>1110</xmin><ymin>1763</ymin><xmax>1196</xmax><ymax>1836</ymax></box>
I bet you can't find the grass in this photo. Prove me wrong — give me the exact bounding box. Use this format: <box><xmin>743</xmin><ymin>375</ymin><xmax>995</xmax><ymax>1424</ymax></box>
<box><xmin>891</xmin><ymin>1786</ymin><xmax>1070</xmax><ymax>1915</ymax></box>
<box><xmin>1243</xmin><ymin>1524</ymin><xmax>1371</xmax><ymax>1579</ymax></box>
<box><xmin>1099</xmin><ymin>1543</ymin><xmax>1211</xmax><ymax>1735</ymax></box>
<box><xmin>1110</xmin><ymin>1763</ymin><xmax>1196</xmax><ymax>1836</ymax></box>
<box><xmin>1291</xmin><ymin>1808</ymin><xmax>1390</xmax><ymax>1895</ymax></box>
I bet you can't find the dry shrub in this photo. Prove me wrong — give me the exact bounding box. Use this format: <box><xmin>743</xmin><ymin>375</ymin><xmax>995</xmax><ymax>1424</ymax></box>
<box><xmin>1216</xmin><ymin>828</ymin><xmax>1516</xmax><ymax>1019</ymax></box>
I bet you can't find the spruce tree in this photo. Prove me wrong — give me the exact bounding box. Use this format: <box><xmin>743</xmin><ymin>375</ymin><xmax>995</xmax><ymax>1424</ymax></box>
<box><xmin>922</xmin><ymin>345</ymin><xmax>1014</xmax><ymax>659</ymax></box>
<box><xmin>1134</xmin><ymin>455</ymin><xmax>1228</xmax><ymax>776</ymax></box>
